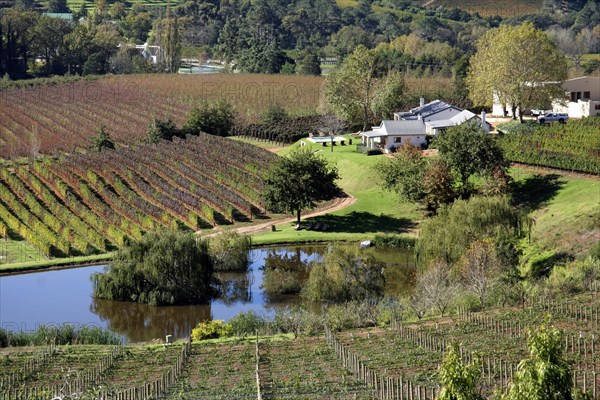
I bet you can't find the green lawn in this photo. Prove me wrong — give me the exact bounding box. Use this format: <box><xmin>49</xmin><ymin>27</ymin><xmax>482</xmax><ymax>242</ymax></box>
<box><xmin>511</xmin><ymin>167</ymin><xmax>600</xmax><ymax>258</ymax></box>
<box><xmin>251</xmin><ymin>137</ymin><xmax>421</xmax><ymax>245</ymax></box>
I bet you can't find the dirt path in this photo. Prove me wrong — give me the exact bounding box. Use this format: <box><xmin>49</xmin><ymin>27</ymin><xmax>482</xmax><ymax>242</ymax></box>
<box><xmin>197</xmin><ymin>193</ymin><xmax>357</xmax><ymax>238</ymax></box>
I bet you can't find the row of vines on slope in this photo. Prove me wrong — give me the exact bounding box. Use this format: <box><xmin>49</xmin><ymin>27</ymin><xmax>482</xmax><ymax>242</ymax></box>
<box><xmin>0</xmin><ymin>134</ymin><xmax>277</xmax><ymax>257</ymax></box>
<box><xmin>497</xmin><ymin>117</ymin><xmax>600</xmax><ymax>174</ymax></box>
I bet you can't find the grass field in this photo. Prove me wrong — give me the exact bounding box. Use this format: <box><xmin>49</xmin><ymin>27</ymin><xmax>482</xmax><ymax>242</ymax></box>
<box><xmin>250</xmin><ymin>136</ymin><xmax>421</xmax><ymax>245</ymax></box>
<box><xmin>511</xmin><ymin>166</ymin><xmax>600</xmax><ymax>258</ymax></box>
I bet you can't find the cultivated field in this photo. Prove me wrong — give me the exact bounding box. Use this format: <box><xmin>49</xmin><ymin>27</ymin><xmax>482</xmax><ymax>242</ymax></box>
<box><xmin>498</xmin><ymin>118</ymin><xmax>600</xmax><ymax>175</ymax></box>
<box><xmin>427</xmin><ymin>0</ymin><xmax>543</xmax><ymax>17</ymax></box>
<box><xmin>0</xmin><ymin>74</ymin><xmax>323</xmax><ymax>159</ymax></box>
<box><xmin>0</xmin><ymin>134</ymin><xmax>277</xmax><ymax>257</ymax></box>
<box><xmin>3</xmin><ymin>293</ymin><xmax>600</xmax><ymax>398</ymax></box>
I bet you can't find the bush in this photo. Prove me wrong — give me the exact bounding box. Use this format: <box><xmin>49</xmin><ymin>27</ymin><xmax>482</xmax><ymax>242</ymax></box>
<box><xmin>184</xmin><ymin>99</ymin><xmax>235</xmax><ymax>137</ymax></box>
<box><xmin>302</xmin><ymin>247</ymin><xmax>385</xmax><ymax>302</ymax></box>
<box><xmin>191</xmin><ymin>320</ymin><xmax>232</xmax><ymax>341</ymax></box>
<box><xmin>209</xmin><ymin>232</ymin><xmax>252</xmax><ymax>272</ymax></box>
<box><xmin>260</xmin><ymin>104</ymin><xmax>288</xmax><ymax>124</ymax></box>
<box><xmin>372</xmin><ymin>234</ymin><xmax>416</xmax><ymax>249</ymax></box>
<box><xmin>228</xmin><ymin>311</ymin><xmax>266</xmax><ymax>337</ymax></box>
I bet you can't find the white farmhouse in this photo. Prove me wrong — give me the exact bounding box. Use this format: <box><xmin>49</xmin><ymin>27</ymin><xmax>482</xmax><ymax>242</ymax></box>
<box><xmin>552</xmin><ymin>76</ymin><xmax>600</xmax><ymax>118</ymax></box>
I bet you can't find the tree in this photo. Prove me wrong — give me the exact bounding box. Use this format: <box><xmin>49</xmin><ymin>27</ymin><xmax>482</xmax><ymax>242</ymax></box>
<box><xmin>456</xmin><ymin>240</ymin><xmax>503</xmax><ymax>307</ymax></box>
<box><xmin>296</xmin><ymin>48</ymin><xmax>321</xmax><ymax>76</ymax></box>
<box><xmin>468</xmin><ymin>23</ymin><xmax>568</xmax><ymax>122</ymax></box>
<box><xmin>374</xmin><ymin>142</ymin><xmax>427</xmax><ymax>203</ymax></box>
<box><xmin>416</xmin><ymin>260</ymin><xmax>457</xmax><ymax>317</ymax></box>
<box><xmin>433</xmin><ymin>121</ymin><xmax>507</xmax><ymax>196</ymax></box>
<box><xmin>147</xmin><ymin>117</ymin><xmax>179</xmax><ymax>143</ymax></box>
<box><xmin>33</xmin><ymin>16</ymin><xmax>71</xmax><ymax>75</ymax></box>
<box><xmin>325</xmin><ymin>45</ymin><xmax>406</xmax><ymax>130</ymax></box>
<box><xmin>500</xmin><ymin>323</ymin><xmax>574</xmax><ymax>400</ymax></box>
<box><xmin>48</xmin><ymin>0</ymin><xmax>70</xmax><ymax>13</ymax></box>
<box><xmin>263</xmin><ymin>148</ymin><xmax>340</xmax><ymax>224</ymax></box>
<box><xmin>302</xmin><ymin>247</ymin><xmax>385</xmax><ymax>302</ymax></box>
<box><xmin>183</xmin><ymin>99</ymin><xmax>235</xmax><ymax>137</ymax></box>
<box><xmin>91</xmin><ymin>126</ymin><xmax>115</xmax><ymax>152</ymax></box>
<box><xmin>91</xmin><ymin>230</ymin><xmax>214</xmax><ymax>305</ymax></box>
<box><xmin>325</xmin><ymin>45</ymin><xmax>376</xmax><ymax>131</ymax></box>
<box><xmin>438</xmin><ymin>342</ymin><xmax>484</xmax><ymax>400</ymax></box>
<box><xmin>153</xmin><ymin>8</ymin><xmax>182</xmax><ymax>73</ymax></box>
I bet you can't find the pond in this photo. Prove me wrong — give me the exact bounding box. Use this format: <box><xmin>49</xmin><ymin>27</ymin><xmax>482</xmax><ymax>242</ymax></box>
<box><xmin>0</xmin><ymin>245</ymin><xmax>414</xmax><ymax>342</ymax></box>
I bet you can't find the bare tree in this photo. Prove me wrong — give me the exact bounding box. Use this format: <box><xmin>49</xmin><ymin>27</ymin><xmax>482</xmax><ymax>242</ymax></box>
<box><xmin>417</xmin><ymin>260</ymin><xmax>457</xmax><ymax>317</ymax></box>
<box><xmin>547</xmin><ymin>27</ymin><xmax>596</xmax><ymax>70</ymax></box>
<box><xmin>29</xmin><ymin>125</ymin><xmax>40</xmax><ymax>162</ymax></box>
<box><xmin>318</xmin><ymin>115</ymin><xmax>346</xmax><ymax>152</ymax></box>
<box><xmin>458</xmin><ymin>240</ymin><xmax>502</xmax><ymax>307</ymax></box>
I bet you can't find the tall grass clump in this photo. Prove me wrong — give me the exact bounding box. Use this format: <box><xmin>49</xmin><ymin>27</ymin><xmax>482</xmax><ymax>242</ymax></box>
<box><xmin>0</xmin><ymin>325</ymin><xmax>121</xmax><ymax>347</ymax></box>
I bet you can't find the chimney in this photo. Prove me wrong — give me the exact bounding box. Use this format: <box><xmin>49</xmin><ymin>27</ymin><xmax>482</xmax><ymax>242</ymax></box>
<box><xmin>420</xmin><ymin>97</ymin><xmax>425</xmax><ymax>107</ymax></box>
<box><xmin>481</xmin><ymin>110</ymin><xmax>489</xmax><ymax>133</ymax></box>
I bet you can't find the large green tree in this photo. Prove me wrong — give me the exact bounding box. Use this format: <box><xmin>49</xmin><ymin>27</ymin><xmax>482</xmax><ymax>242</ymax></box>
<box><xmin>325</xmin><ymin>45</ymin><xmax>406</xmax><ymax>130</ymax></box>
<box><xmin>433</xmin><ymin>121</ymin><xmax>507</xmax><ymax>196</ymax></box>
<box><xmin>263</xmin><ymin>148</ymin><xmax>339</xmax><ymax>224</ymax></box>
<box><xmin>91</xmin><ymin>230</ymin><xmax>214</xmax><ymax>305</ymax></box>
<box><xmin>468</xmin><ymin>23</ymin><xmax>568</xmax><ymax>122</ymax></box>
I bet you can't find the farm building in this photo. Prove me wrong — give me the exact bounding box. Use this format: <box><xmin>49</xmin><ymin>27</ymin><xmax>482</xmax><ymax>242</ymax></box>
<box><xmin>552</xmin><ymin>76</ymin><xmax>600</xmax><ymax>118</ymax></box>
<box><xmin>362</xmin><ymin>101</ymin><xmax>490</xmax><ymax>153</ymax></box>
<box><xmin>492</xmin><ymin>76</ymin><xmax>600</xmax><ymax>118</ymax></box>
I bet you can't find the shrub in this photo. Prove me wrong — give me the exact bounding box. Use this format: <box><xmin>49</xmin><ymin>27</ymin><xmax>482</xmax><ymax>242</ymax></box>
<box><xmin>184</xmin><ymin>99</ymin><xmax>235</xmax><ymax>137</ymax></box>
<box><xmin>260</xmin><ymin>104</ymin><xmax>288</xmax><ymax>124</ymax></box>
<box><xmin>302</xmin><ymin>247</ymin><xmax>385</xmax><ymax>302</ymax></box>
<box><xmin>228</xmin><ymin>311</ymin><xmax>266</xmax><ymax>337</ymax></box>
<box><xmin>191</xmin><ymin>320</ymin><xmax>232</xmax><ymax>341</ymax></box>
<box><xmin>372</xmin><ymin>234</ymin><xmax>415</xmax><ymax>249</ymax></box>
<box><xmin>209</xmin><ymin>232</ymin><xmax>252</xmax><ymax>272</ymax></box>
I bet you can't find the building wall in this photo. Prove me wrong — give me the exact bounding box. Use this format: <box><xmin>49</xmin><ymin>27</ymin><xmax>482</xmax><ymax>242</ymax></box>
<box><xmin>563</xmin><ymin>77</ymin><xmax>600</xmax><ymax>102</ymax></box>
<box><xmin>386</xmin><ymin>135</ymin><xmax>427</xmax><ymax>151</ymax></box>
<box><xmin>553</xmin><ymin>99</ymin><xmax>600</xmax><ymax>118</ymax></box>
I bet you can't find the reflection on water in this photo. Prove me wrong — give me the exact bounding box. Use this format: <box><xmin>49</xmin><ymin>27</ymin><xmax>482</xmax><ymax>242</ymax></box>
<box><xmin>91</xmin><ymin>298</ymin><xmax>211</xmax><ymax>342</ymax></box>
<box><xmin>0</xmin><ymin>245</ymin><xmax>414</xmax><ymax>342</ymax></box>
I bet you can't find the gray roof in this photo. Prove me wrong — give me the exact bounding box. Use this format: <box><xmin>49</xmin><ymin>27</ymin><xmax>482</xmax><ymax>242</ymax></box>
<box><xmin>381</xmin><ymin>120</ymin><xmax>426</xmax><ymax>135</ymax></box>
<box><xmin>395</xmin><ymin>100</ymin><xmax>460</xmax><ymax>120</ymax></box>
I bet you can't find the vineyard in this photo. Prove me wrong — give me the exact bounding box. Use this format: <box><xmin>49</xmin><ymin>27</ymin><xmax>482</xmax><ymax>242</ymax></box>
<box><xmin>3</xmin><ymin>293</ymin><xmax>600</xmax><ymax>399</ymax></box>
<box><xmin>0</xmin><ymin>134</ymin><xmax>277</xmax><ymax>257</ymax></box>
<box><xmin>0</xmin><ymin>74</ymin><xmax>323</xmax><ymax>159</ymax></box>
<box><xmin>497</xmin><ymin>117</ymin><xmax>600</xmax><ymax>175</ymax></box>
<box><xmin>427</xmin><ymin>0</ymin><xmax>543</xmax><ymax>17</ymax></box>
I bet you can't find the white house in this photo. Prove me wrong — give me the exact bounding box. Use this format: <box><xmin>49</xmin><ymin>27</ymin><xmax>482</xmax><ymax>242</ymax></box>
<box><xmin>360</xmin><ymin>120</ymin><xmax>428</xmax><ymax>152</ymax></box>
<box><xmin>552</xmin><ymin>76</ymin><xmax>600</xmax><ymax>118</ymax></box>
<box><xmin>492</xmin><ymin>76</ymin><xmax>600</xmax><ymax>118</ymax></box>
<box><xmin>361</xmin><ymin>102</ymin><xmax>491</xmax><ymax>153</ymax></box>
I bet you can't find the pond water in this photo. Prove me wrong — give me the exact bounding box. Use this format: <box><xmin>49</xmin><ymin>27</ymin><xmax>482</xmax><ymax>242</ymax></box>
<box><xmin>0</xmin><ymin>246</ymin><xmax>414</xmax><ymax>342</ymax></box>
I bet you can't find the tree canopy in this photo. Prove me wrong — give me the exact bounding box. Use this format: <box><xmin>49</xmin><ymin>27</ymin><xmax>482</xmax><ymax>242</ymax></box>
<box><xmin>325</xmin><ymin>45</ymin><xmax>406</xmax><ymax>130</ymax></box>
<box><xmin>91</xmin><ymin>230</ymin><xmax>214</xmax><ymax>305</ymax></box>
<box><xmin>263</xmin><ymin>148</ymin><xmax>340</xmax><ymax>224</ymax></box>
<box><xmin>468</xmin><ymin>23</ymin><xmax>568</xmax><ymax>122</ymax></box>
<box><xmin>432</xmin><ymin>120</ymin><xmax>508</xmax><ymax>195</ymax></box>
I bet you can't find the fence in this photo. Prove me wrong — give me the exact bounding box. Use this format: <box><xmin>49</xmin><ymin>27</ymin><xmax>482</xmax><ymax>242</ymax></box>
<box><xmin>0</xmin><ymin>340</ymin><xmax>191</xmax><ymax>400</ymax></box>
<box><xmin>325</xmin><ymin>327</ymin><xmax>438</xmax><ymax>399</ymax></box>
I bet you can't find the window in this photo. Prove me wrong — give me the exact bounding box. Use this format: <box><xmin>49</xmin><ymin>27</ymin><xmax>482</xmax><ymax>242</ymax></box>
<box><xmin>571</xmin><ymin>92</ymin><xmax>577</xmax><ymax>102</ymax></box>
<box><xmin>394</xmin><ymin>137</ymin><xmax>402</xmax><ymax>143</ymax></box>
<box><xmin>577</xmin><ymin>92</ymin><xmax>582</xmax><ymax>101</ymax></box>
<box><xmin>595</xmin><ymin>104</ymin><xmax>600</xmax><ymax>110</ymax></box>
<box><xmin>584</xmin><ymin>91</ymin><xmax>591</xmax><ymax>99</ymax></box>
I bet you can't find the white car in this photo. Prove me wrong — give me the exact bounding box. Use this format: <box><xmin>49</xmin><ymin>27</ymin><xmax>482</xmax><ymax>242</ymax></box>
<box><xmin>538</xmin><ymin>113</ymin><xmax>568</xmax><ymax>124</ymax></box>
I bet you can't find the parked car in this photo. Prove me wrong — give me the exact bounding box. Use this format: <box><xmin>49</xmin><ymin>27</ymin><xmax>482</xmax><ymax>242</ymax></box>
<box><xmin>538</xmin><ymin>113</ymin><xmax>569</xmax><ymax>124</ymax></box>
